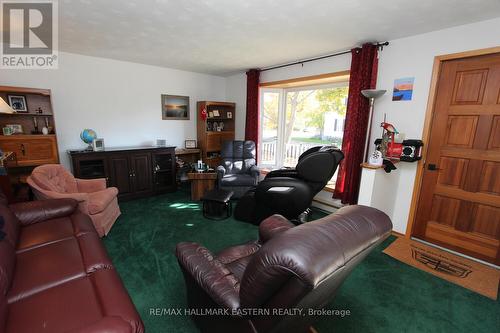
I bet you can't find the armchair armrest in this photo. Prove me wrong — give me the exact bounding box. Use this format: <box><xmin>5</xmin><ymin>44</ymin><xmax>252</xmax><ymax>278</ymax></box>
<box><xmin>176</xmin><ymin>242</ymin><xmax>240</xmax><ymax>310</ymax></box>
<box><xmin>259</xmin><ymin>214</ymin><xmax>295</xmax><ymax>243</ymax></box>
<box><xmin>249</xmin><ymin>165</ymin><xmax>260</xmax><ymax>178</ymax></box>
<box><xmin>9</xmin><ymin>198</ymin><xmax>79</xmax><ymax>226</ymax></box>
<box><xmin>76</xmin><ymin>178</ymin><xmax>107</xmax><ymax>193</ymax></box>
<box><xmin>216</xmin><ymin>165</ymin><xmax>226</xmax><ymax>179</ymax></box>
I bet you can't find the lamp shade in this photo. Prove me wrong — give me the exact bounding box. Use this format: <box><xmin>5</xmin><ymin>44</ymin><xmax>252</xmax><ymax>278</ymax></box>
<box><xmin>0</xmin><ymin>97</ymin><xmax>15</xmax><ymax>114</ymax></box>
<box><xmin>361</xmin><ymin>89</ymin><xmax>386</xmax><ymax>99</ymax></box>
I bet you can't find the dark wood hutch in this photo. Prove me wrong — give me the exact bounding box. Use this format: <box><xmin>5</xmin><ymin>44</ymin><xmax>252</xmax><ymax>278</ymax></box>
<box><xmin>69</xmin><ymin>146</ymin><xmax>176</xmax><ymax>201</ymax></box>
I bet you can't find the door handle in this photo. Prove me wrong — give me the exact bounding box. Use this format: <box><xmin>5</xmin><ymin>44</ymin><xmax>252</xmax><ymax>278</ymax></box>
<box><xmin>427</xmin><ymin>164</ymin><xmax>441</xmax><ymax>171</ymax></box>
<box><xmin>20</xmin><ymin>144</ymin><xmax>26</xmax><ymax>156</ymax></box>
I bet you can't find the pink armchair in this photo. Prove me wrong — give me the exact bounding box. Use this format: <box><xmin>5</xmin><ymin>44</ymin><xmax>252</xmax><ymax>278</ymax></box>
<box><xmin>27</xmin><ymin>164</ymin><xmax>121</xmax><ymax>237</ymax></box>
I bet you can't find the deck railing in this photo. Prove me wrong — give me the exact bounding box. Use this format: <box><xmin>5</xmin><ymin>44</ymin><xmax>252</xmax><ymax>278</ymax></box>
<box><xmin>261</xmin><ymin>140</ymin><xmax>319</xmax><ymax>166</ymax></box>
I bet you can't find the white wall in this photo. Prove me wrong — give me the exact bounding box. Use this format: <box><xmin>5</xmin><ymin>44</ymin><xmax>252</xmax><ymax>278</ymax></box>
<box><xmin>0</xmin><ymin>52</ymin><xmax>226</xmax><ymax>168</ymax></box>
<box><xmin>225</xmin><ymin>73</ymin><xmax>247</xmax><ymax>140</ymax></box>
<box><xmin>225</xmin><ymin>17</ymin><xmax>500</xmax><ymax>232</ymax></box>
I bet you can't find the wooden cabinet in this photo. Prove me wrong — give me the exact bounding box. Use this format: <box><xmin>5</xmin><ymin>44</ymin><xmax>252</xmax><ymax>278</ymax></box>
<box><xmin>0</xmin><ymin>135</ymin><xmax>58</xmax><ymax>166</ymax></box>
<box><xmin>108</xmin><ymin>154</ymin><xmax>133</xmax><ymax>196</ymax></box>
<box><xmin>130</xmin><ymin>152</ymin><xmax>152</xmax><ymax>195</ymax></box>
<box><xmin>69</xmin><ymin>147</ymin><xmax>175</xmax><ymax>201</ymax></box>
<box><xmin>0</xmin><ymin>86</ymin><xmax>59</xmax><ymax>171</ymax></box>
<box><xmin>197</xmin><ymin>101</ymin><xmax>235</xmax><ymax>168</ymax></box>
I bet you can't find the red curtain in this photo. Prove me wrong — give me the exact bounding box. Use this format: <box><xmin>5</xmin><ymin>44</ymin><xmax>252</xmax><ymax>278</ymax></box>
<box><xmin>245</xmin><ymin>69</ymin><xmax>260</xmax><ymax>147</ymax></box>
<box><xmin>333</xmin><ymin>43</ymin><xmax>379</xmax><ymax>204</ymax></box>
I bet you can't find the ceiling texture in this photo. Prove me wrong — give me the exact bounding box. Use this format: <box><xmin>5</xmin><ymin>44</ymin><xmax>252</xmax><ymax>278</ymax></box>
<box><xmin>59</xmin><ymin>0</ymin><xmax>500</xmax><ymax>76</ymax></box>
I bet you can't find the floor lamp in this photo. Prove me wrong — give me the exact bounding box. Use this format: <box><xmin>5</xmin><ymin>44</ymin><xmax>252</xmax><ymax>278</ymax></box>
<box><xmin>361</xmin><ymin>89</ymin><xmax>386</xmax><ymax>162</ymax></box>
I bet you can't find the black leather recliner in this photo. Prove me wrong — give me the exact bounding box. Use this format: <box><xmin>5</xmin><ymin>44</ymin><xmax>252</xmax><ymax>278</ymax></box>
<box><xmin>234</xmin><ymin>146</ymin><xmax>344</xmax><ymax>224</ymax></box>
<box><xmin>217</xmin><ymin>140</ymin><xmax>260</xmax><ymax>198</ymax></box>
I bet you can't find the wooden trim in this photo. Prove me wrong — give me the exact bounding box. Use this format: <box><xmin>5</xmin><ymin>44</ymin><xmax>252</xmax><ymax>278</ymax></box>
<box><xmin>405</xmin><ymin>46</ymin><xmax>500</xmax><ymax>239</ymax></box>
<box><xmin>0</xmin><ymin>85</ymin><xmax>51</xmax><ymax>96</ymax></box>
<box><xmin>435</xmin><ymin>46</ymin><xmax>500</xmax><ymax>61</ymax></box>
<box><xmin>259</xmin><ymin>70</ymin><xmax>350</xmax><ymax>88</ymax></box>
<box><xmin>204</xmin><ymin>101</ymin><xmax>236</xmax><ymax>107</ymax></box>
<box><xmin>323</xmin><ymin>184</ymin><xmax>335</xmax><ymax>193</ymax></box>
<box><xmin>392</xmin><ymin>230</ymin><xmax>405</xmax><ymax>238</ymax></box>
<box><xmin>312</xmin><ymin>196</ymin><xmax>343</xmax><ymax>209</ymax></box>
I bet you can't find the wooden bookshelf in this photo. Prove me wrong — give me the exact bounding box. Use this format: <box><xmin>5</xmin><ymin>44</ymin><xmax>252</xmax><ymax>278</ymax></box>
<box><xmin>196</xmin><ymin>101</ymin><xmax>235</xmax><ymax>167</ymax></box>
<box><xmin>0</xmin><ymin>86</ymin><xmax>59</xmax><ymax>167</ymax></box>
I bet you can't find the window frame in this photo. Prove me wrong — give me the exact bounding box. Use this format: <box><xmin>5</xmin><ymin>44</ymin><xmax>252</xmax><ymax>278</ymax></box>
<box><xmin>259</xmin><ymin>81</ymin><xmax>348</xmax><ymax>169</ymax></box>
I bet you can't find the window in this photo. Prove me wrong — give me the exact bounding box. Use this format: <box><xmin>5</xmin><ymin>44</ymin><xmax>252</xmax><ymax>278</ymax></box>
<box><xmin>259</xmin><ymin>82</ymin><xmax>349</xmax><ymax>184</ymax></box>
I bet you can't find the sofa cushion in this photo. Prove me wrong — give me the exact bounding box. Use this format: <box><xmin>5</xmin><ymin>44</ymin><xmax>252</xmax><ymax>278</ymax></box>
<box><xmin>88</xmin><ymin>188</ymin><xmax>119</xmax><ymax>214</ymax></box>
<box><xmin>220</xmin><ymin>174</ymin><xmax>257</xmax><ymax>187</ymax></box>
<box><xmin>6</xmin><ymin>276</ymin><xmax>103</xmax><ymax>333</ymax></box>
<box><xmin>5</xmin><ymin>270</ymin><xmax>144</xmax><ymax>333</ymax></box>
<box><xmin>9</xmin><ymin>232</ymin><xmax>114</xmax><ymax>303</ymax></box>
<box><xmin>8</xmin><ymin>238</ymin><xmax>87</xmax><ymax>303</ymax></box>
<box><xmin>17</xmin><ymin>212</ymin><xmax>96</xmax><ymax>253</ymax></box>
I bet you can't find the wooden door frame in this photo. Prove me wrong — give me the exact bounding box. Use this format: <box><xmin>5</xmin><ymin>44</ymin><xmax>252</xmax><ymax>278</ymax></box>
<box><xmin>405</xmin><ymin>46</ymin><xmax>500</xmax><ymax>239</ymax></box>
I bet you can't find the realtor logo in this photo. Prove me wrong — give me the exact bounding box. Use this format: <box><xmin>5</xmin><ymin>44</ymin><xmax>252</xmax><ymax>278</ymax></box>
<box><xmin>1</xmin><ymin>0</ymin><xmax>58</xmax><ymax>69</ymax></box>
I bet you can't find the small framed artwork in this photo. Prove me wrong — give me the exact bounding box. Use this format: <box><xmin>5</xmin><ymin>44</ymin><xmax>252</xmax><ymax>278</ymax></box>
<box><xmin>185</xmin><ymin>139</ymin><xmax>197</xmax><ymax>149</ymax></box>
<box><xmin>208</xmin><ymin>111</ymin><xmax>213</xmax><ymax>118</ymax></box>
<box><xmin>392</xmin><ymin>77</ymin><xmax>415</xmax><ymax>101</ymax></box>
<box><xmin>92</xmin><ymin>138</ymin><xmax>105</xmax><ymax>151</ymax></box>
<box><xmin>212</xmin><ymin>110</ymin><xmax>220</xmax><ymax>117</ymax></box>
<box><xmin>162</xmin><ymin>94</ymin><xmax>190</xmax><ymax>120</ymax></box>
<box><xmin>2</xmin><ymin>127</ymin><xmax>13</xmax><ymax>135</ymax></box>
<box><xmin>227</xmin><ymin>111</ymin><xmax>233</xmax><ymax>119</ymax></box>
<box><xmin>7</xmin><ymin>95</ymin><xmax>28</xmax><ymax>112</ymax></box>
<box><xmin>6</xmin><ymin>124</ymin><xmax>23</xmax><ymax>134</ymax></box>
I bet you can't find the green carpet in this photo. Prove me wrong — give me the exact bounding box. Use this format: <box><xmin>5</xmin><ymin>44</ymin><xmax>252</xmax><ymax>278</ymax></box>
<box><xmin>103</xmin><ymin>189</ymin><xmax>500</xmax><ymax>333</ymax></box>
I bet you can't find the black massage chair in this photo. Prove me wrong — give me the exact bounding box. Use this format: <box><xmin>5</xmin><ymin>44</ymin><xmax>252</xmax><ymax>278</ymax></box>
<box><xmin>234</xmin><ymin>145</ymin><xmax>344</xmax><ymax>224</ymax></box>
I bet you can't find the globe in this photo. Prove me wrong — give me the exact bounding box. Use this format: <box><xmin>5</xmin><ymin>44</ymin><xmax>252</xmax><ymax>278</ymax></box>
<box><xmin>80</xmin><ymin>129</ymin><xmax>97</xmax><ymax>147</ymax></box>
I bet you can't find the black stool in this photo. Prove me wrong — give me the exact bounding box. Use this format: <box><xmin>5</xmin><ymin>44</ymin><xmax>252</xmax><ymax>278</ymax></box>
<box><xmin>201</xmin><ymin>189</ymin><xmax>234</xmax><ymax>220</ymax></box>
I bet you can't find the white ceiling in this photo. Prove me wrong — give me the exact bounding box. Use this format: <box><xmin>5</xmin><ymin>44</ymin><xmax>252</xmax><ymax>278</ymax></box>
<box><xmin>59</xmin><ymin>0</ymin><xmax>500</xmax><ymax>76</ymax></box>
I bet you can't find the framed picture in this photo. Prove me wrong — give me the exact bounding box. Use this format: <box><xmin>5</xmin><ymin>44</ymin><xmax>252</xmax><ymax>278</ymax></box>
<box><xmin>92</xmin><ymin>138</ymin><xmax>105</xmax><ymax>151</ymax></box>
<box><xmin>392</xmin><ymin>77</ymin><xmax>415</xmax><ymax>101</ymax></box>
<box><xmin>7</xmin><ymin>95</ymin><xmax>28</xmax><ymax>112</ymax></box>
<box><xmin>6</xmin><ymin>124</ymin><xmax>23</xmax><ymax>134</ymax></box>
<box><xmin>227</xmin><ymin>111</ymin><xmax>233</xmax><ymax>119</ymax></box>
<box><xmin>212</xmin><ymin>110</ymin><xmax>220</xmax><ymax>117</ymax></box>
<box><xmin>2</xmin><ymin>127</ymin><xmax>13</xmax><ymax>135</ymax></box>
<box><xmin>185</xmin><ymin>140</ymin><xmax>197</xmax><ymax>149</ymax></box>
<box><xmin>161</xmin><ymin>94</ymin><xmax>190</xmax><ymax>120</ymax></box>
<box><xmin>208</xmin><ymin>111</ymin><xmax>213</xmax><ymax>118</ymax></box>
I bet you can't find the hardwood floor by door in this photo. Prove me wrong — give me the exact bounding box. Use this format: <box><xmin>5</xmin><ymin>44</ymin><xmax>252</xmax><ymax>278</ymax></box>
<box><xmin>413</xmin><ymin>52</ymin><xmax>500</xmax><ymax>264</ymax></box>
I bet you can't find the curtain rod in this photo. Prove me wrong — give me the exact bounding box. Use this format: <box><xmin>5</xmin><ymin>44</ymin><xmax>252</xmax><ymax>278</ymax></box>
<box><xmin>260</xmin><ymin>41</ymin><xmax>389</xmax><ymax>72</ymax></box>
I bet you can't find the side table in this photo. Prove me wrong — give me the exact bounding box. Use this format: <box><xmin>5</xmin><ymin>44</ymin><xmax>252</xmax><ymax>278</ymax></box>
<box><xmin>187</xmin><ymin>172</ymin><xmax>217</xmax><ymax>201</ymax></box>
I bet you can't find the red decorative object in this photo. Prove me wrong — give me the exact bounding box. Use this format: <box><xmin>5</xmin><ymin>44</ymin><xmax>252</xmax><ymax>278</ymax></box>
<box><xmin>334</xmin><ymin>43</ymin><xmax>379</xmax><ymax>204</ymax></box>
<box><xmin>245</xmin><ymin>69</ymin><xmax>260</xmax><ymax>155</ymax></box>
<box><xmin>200</xmin><ymin>107</ymin><xmax>207</xmax><ymax>121</ymax></box>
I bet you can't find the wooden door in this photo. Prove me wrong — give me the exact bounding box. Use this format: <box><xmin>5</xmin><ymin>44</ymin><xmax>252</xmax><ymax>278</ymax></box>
<box><xmin>130</xmin><ymin>153</ymin><xmax>152</xmax><ymax>195</ymax></box>
<box><xmin>107</xmin><ymin>154</ymin><xmax>133</xmax><ymax>196</ymax></box>
<box><xmin>413</xmin><ymin>52</ymin><xmax>500</xmax><ymax>264</ymax></box>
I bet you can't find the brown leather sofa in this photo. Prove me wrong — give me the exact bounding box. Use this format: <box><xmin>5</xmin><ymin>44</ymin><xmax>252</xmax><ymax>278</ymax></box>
<box><xmin>0</xmin><ymin>193</ymin><xmax>144</xmax><ymax>333</ymax></box>
<box><xmin>176</xmin><ymin>205</ymin><xmax>392</xmax><ymax>333</ymax></box>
